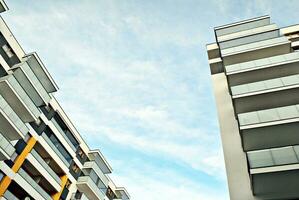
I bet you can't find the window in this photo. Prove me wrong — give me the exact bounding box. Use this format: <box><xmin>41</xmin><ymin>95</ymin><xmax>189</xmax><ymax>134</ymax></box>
<box><xmin>2</xmin><ymin>44</ymin><xmax>14</xmax><ymax>58</ymax></box>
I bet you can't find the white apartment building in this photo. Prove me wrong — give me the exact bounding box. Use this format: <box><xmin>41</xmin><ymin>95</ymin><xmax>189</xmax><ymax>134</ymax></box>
<box><xmin>0</xmin><ymin>1</ymin><xmax>130</xmax><ymax>200</ymax></box>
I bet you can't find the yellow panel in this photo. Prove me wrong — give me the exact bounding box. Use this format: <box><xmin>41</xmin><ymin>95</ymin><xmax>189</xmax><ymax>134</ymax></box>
<box><xmin>0</xmin><ymin>136</ymin><xmax>36</xmax><ymax>196</ymax></box>
<box><xmin>0</xmin><ymin>176</ymin><xmax>12</xmax><ymax>196</ymax></box>
<box><xmin>12</xmin><ymin>136</ymin><xmax>37</xmax><ymax>172</ymax></box>
<box><xmin>52</xmin><ymin>175</ymin><xmax>68</xmax><ymax>200</ymax></box>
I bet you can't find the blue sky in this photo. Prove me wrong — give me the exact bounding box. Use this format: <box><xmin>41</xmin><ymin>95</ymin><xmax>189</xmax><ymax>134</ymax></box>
<box><xmin>5</xmin><ymin>0</ymin><xmax>299</xmax><ymax>199</ymax></box>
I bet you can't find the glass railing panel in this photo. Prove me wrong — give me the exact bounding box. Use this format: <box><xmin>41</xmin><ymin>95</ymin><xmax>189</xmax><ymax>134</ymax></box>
<box><xmin>248</xmin><ymin>146</ymin><xmax>299</xmax><ymax>169</ymax></box>
<box><xmin>231</xmin><ymin>74</ymin><xmax>299</xmax><ymax>96</ymax></box>
<box><xmin>30</xmin><ymin>149</ymin><xmax>61</xmax><ymax>184</ymax></box>
<box><xmin>6</xmin><ymin>75</ymin><xmax>40</xmax><ymax>118</ymax></box>
<box><xmin>51</xmin><ymin>118</ymin><xmax>77</xmax><ymax>152</ymax></box>
<box><xmin>222</xmin><ymin>37</ymin><xmax>289</xmax><ymax>56</ymax></box>
<box><xmin>215</xmin><ymin>17</ymin><xmax>270</xmax><ymax>37</ymax></box>
<box><xmin>77</xmin><ymin>176</ymin><xmax>106</xmax><ymax>199</ymax></box>
<box><xmin>0</xmin><ymin>94</ymin><xmax>28</xmax><ymax>137</ymax></box>
<box><xmin>226</xmin><ymin>52</ymin><xmax>299</xmax><ymax>74</ymax></box>
<box><xmin>3</xmin><ymin>190</ymin><xmax>19</xmax><ymax>200</ymax></box>
<box><xmin>18</xmin><ymin>168</ymin><xmax>52</xmax><ymax>200</ymax></box>
<box><xmin>41</xmin><ymin>132</ymin><xmax>70</xmax><ymax>167</ymax></box>
<box><xmin>21</xmin><ymin>62</ymin><xmax>51</xmax><ymax>103</ymax></box>
<box><xmin>0</xmin><ymin>133</ymin><xmax>15</xmax><ymax>158</ymax></box>
<box><xmin>238</xmin><ymin>105</ymin><xmax>299</xmax><ymax>126</ymax></box>
<box><xmin>219</xmin><ymin>30</ymin><xmax>279</xmax><ymax>49</ymax></box>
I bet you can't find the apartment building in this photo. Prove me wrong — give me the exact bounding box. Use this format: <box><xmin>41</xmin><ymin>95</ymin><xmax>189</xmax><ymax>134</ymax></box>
<box><xmin>0</xmin><ymin>1</ymin><xmax>130</xmax><ymax>200</ymax></box>
<box><xmin>207</xmin><ymin>16</ymin><xmax>299</xmax><ymax>199</ymax></box>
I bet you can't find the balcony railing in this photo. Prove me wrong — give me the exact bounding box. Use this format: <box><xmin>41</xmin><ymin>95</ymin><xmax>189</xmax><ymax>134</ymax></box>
<box><xmin>18</xmin><ymin>168</ymin><xmax>52</xmax><ymax>200</ymax></box>
<box><xmin>248</xmin><ymin>145</ymin><xmax>299</xmax><ymax>169</ymax></box>
<box><xmin>3</xmin><ymin>190</ymin><xmax>19</xmax><ymax>200</ymax></box>
<box><xmin>83</xmin><ymin>161</ymin><xmax>109</xmax><ymax>187</ymax></box>
<box><xmin>51</xmin><ymin>118</ymin><xmax>77</xmax><ymax>152</ymax></box>
<box><xmin>221</xmin><ymin>37</ymin><xmax>290</xmax><ymax>57</ymax></box>
<box><xmin>0</xmin><ymin>74</ymin><xmax>40</xmax><ymax>122</ymax></box>
<box><xmin>77</xmin><ymin>176</ymin><xmax>106</xmax><ymax>200</ymax></box>
<box><xmin>0</xmin><ymin>93</ymin><xmax>28</xmax><ymax>140</ymax></box>
<box><xmin>0</xmin><ymin>133</ymin><xmax>15</xmax><ymax>160</ymax></box>
<box><xmin>226</xmin><ymin>51</ymin><xmax>299</xmax><ymax>74</ymax></box>
<box><xmin>238</xmin><ymin>104</ymin><xmax>299</xmax><ymax>127</ymax></box>
<box><xmin>41</xmin><ymin>132</ymin><xmax>70</xmax><ymax>167</ymax></box>
<box><xmin>12</xmin><ymin>61</ymin><xmax>51</xmax><ymax>106</ymax></box>
<box><xmin>30</xmin><ymin>148</ymin><xmax>61</xmax><ymax>184</ymax></box>
<box><xmin>231</xmin><ymin>74</ymin><xmax>299</xmax><ymax>96</ymax></box>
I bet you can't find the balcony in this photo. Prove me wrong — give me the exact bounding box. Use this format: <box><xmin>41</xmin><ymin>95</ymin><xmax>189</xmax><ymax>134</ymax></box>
<box><xmin>51</xmin><ymin>117</ymin><xmax>78</xmax><ymax>152</ymax></box>
<box><xmin>221</xmin><ymin>37</ymin><xmax>291</xmax><ymax>66</ymax></box>
<box><xmin>11</xmin><ymin>60</ymin><xmax>51</xmax><ymax>106</ymax></box>
<box><xmin>115</xmin><ymin>187</ymin><xmax>130</xmax><ymax>200</ymax></box>
<box><xmin>0</xmin><ymin>133</ymin><xmax>15</xmax><ymax>160</ymax></box>
<box><xmin>0</xmin><ymin>94</ymin><xmax>28</xmax><ymax>140</ymax></box>
<box><xmin>215</xmin><ymin>16</ymin><xmax>270</xmax><ymax>37</ymax></box>
<box><xmin>88</xmin><ymin>150</ymin><xmax>113</xmax><ymax>174</ymax></box>
<box><xmin>231</xmin><ymin>74</ymin><xmax>299</xmax><ymax>113</ymax></box>
<box><xmin>247</xmin><ymin>146</ymin><xmax>299</xmax><ymax>199</ymax></box>
<box><xmin>41</xmin><ymin>132</ymin><xmax>71</xmax><ymax>167</ymax></box>
<box><xmin>226</xmin><ymin>51</ymin><xmax>299</xmax><ymax>86</ymax></box>
<box><xmin>2</xmin><ymin>190</ymin><xmax>19</xmax><ymax>200</ymax></box>
<box><xmin>83</xmin><ymin>160</ymin><xmax>109</xmax><ymax>187</ymax></box>
<box><xmin>18</xmin><ymin>167</ymin><xmax>52</xmax><ymax>200</ymax></box>
<box><xmin>238</xmin><ymin>104</ymin><xmax>299</xmax><ymax>129</ymax></box>
<box><xmin>77</xmin><ymin>176</ymin><xmax>106</xmax><ymax>200</ymax></box>
<box><xmin>239</xmin><ymin>105</ymin><xmax>299</xmax><ymax>151</ymax></box>
<box><xmin>217</xmin><ymin>24</ymin><xmax>278</xmax><ymax>43</ymax></box>
<box><xmin>218</xmin><ymin>28</ymin><xmax>279</xmax><ymax>50</ymax></box>
<box><xmin>23</xmin><ymin>53</ymin><xmax>58</xmax><ymax>93</ymax></box>
<box><xmin>29</xmin><ymin>149</ymin><xmax>61</xmax><ymax>185</ymax></box>
<box><xmin>0</xmin><ymin>74</ymin><xmax>40</xmax><ymax>122</ymax></box>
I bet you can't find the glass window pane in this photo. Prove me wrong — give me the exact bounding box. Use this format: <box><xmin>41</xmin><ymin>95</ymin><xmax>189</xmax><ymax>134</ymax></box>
<box><xmin>271</xmin><ymin>147</ymin><xmax>298</xmax><ymax>165</ymax></box>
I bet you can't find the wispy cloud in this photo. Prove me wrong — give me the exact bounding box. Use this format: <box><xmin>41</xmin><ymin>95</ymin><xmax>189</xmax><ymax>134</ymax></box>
<box><xmin>7</xmin><ymin>0</ymin><xmax>299</xmax><ymax>199</ymax></box>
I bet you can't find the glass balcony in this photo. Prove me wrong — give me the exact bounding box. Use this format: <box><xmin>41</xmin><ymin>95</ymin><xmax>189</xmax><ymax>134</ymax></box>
<box><xmin>41</xmin><ymin>132</ymin><xmax>70</xmax><ymax>167</ymax></box>
<box><xmin>3</xmin><ymin>190</ymin><xmax>19</xmax><ymax>200</ymax></box>
<box><xmin>12</xmin><ymin>61</ymin><xmax>51</xmax><ymax>106</ymax></box>
<box><xmin>30</xmin><ymin>148</ymin><xmax>61</xmax><ymax>184</ymax></box>
<box><xmin>88</xmin><ymin>150</ymin><xmax>112</xmax><ymax>174</ymax></box>
<box><xmin>219</xmin><ymin>29</ymin><xmax>279</xmax><ymax>49</ymax></box>
<box><xmin>226</xmin><ymin>51</ymin><xmax>299</xmax><ymax>75</ymax></box>
<box><xmin>231</xmin><ymin>74</ymin><xmax>299</xmax><ymax>96</ymax></box>
<box><xmin>0</xmin><ymin>133</ymin><xmax>15</xmax><ymax>160</ymax></box>
<box><xmin>222</xmin><ymin>37</ymin><xmax>290</xmax><ymax>56</ymax></box>
<box><xmin>23</xmin><ymin>53</ymin><xmax>58</xmax><ymax>93</ymax></box>
<box><xmin>248</xmin><ymin>146</ymin><xmax>299</xmax><ymax>199</ymax></box>
<box><xmin>51</xmin><ymin>118</ymin><xmax>77</xmax><ymax>152</ymax></box>
<box><xmin>248</xmin><ymin>146</ymin><xmax>299</xmax><ymax>169</ymax></box>
<box><xmin>18</xmin><ymin>168</ymin><xmax>52</xmax><ymax>200</ymax></box>
<box><xmin>77</xmin><ymin>176</ymin><xmax>106</xmax><ymax>200</ymax></box>
<box><xmin>221</xmin><ymin>37</ymin><xmax>291</xmax><ymax>66</ymax></box>
<box><xmin>215</xmin><ymin>16</ymin><xmax>270</xmax><ymax>37</ymax></box>
<box><xmin>238</xmin><ymin>104</ymin><xmax>299</xmax><ymax>127</ymax></box>
<box><xmin>0</xmin><ymin>74</ymin><xmax>40</xmax><ymax>122</ymax></box>
<box><xmin>83</xmin><ymin>161</ymin><xmax>109</xmax><ymax>187</ymax></box>
<box><xmin>0</xmin><ymin>94</ymin><xmax>28</xmax><ymax>140</ymax></box>
<box><xmin>218</xmin><ymin>24</ymin><xmax>278</xmax><ymax>43</ymax></box>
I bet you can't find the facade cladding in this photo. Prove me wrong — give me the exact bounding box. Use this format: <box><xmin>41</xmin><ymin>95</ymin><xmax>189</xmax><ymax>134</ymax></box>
<box><xmin>0</xmin><ymin>2</ymin><xmax>130</xmax><ymax>200</ymax></box>
<box><xmin>207</xmin><ymin>16</ymin><xmax>299</xmax><ymax>200</ymax></box>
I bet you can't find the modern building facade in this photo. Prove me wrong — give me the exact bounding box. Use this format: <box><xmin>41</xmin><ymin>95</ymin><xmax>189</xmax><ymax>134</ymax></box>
<box><xmin>0</xmin><ymin>2</ymin><xmax>130</xmax><ymax>200</ymax></box>
<box><xmin>207</xmin><ymin>16</ymin><xmax>299</xmax><ymax>199</ymax></box>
